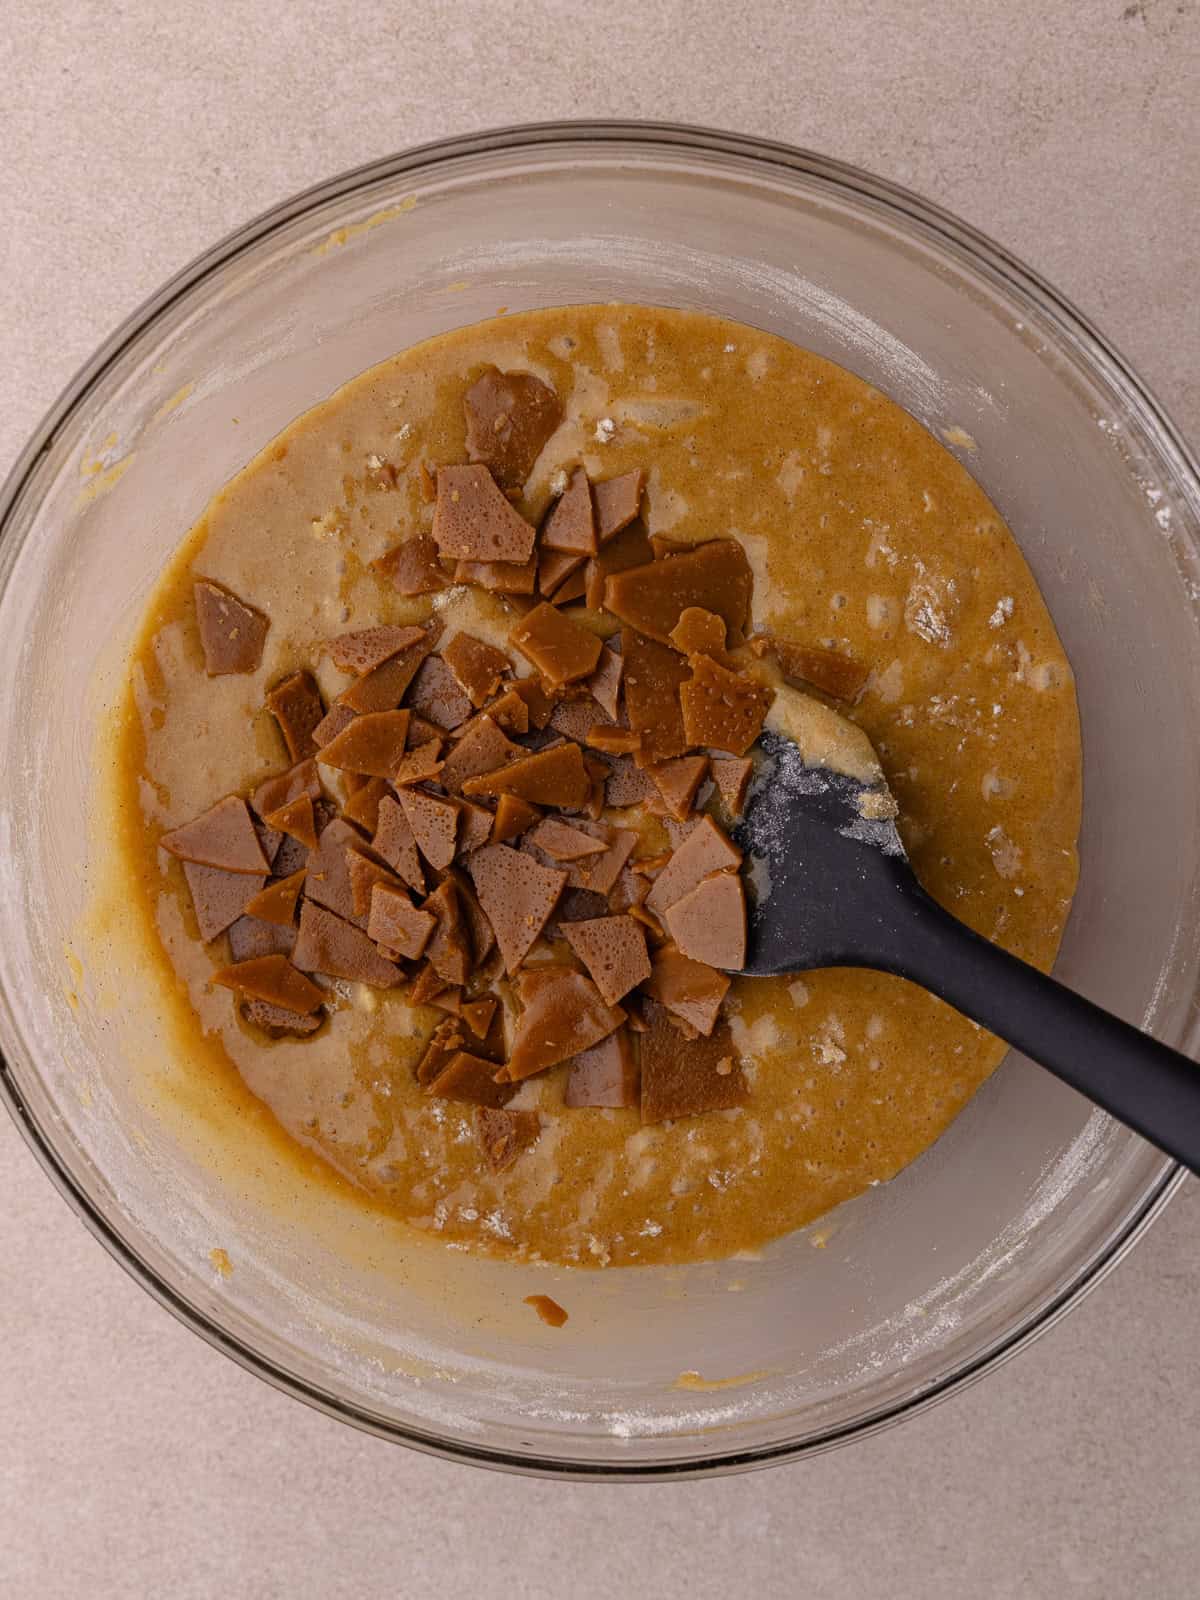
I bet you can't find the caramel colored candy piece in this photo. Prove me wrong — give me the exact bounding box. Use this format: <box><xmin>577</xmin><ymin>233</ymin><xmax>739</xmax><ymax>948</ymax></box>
<box><xmin>485</xmin><ymin>688</ymin><xmax>530</xmax><ymax>735</ymax></box>
<box><xmin>711</xmin><ymin>756</ymin><xmax>753</xmax><ymax>816</ymax></box>
<box><xmin>328</xmin><ymin>624</ymin><xmax>427</xmax><ymax>677</ymax></box>
<box><xmin>406</xmin><ymin>655</ymin><xmax>473</xmax><ymax>731</ymax></box>
<box><xmin>680</xmin><ymin>654</ymin><xmax>773</xmax><ymax>757</ymax></box>
<box><xmin>586</xmin><ymin>727</ymin><xmax>640</xmax><ymax>757</ymax></box>
<box><xmin>560</xmin><ymin>824</ymin><xmax>638</xmax><ymax>896</ymax></box>
<box><xmin>645</xmin><ymin>816</ymin><xmax>742</xmax><ymax>918</ymax></box>
<box><xmin>372</xmin><ymin>795</ymin><xmax>425</xmax><ymax>892</ymax></box>
<box><xmin>244</xmin><ymin>869</ymin><xmax>305</xmax><ymax>928</ymax></box>
<box><xmin>505</xmin><ymin>969</ymin><xmax>625</xmax><ymax>1081</ymax></box>
<box><xmin>342</xmin><ymin>777</ymin><xmax>390</xmax><ymax>835</ymax></box>
<box><xmin>663</xmin><ymin>871</ymin><xmax>746</xmax><ymax>971</ymax></box>
<box><xmin>227</xmin><ymin>912</ymin><xmax>295</xmax><ymax>963</ymax></box>
<box><xmin>446</xmin><ymin>867</ymin><xmax>496</xmax><ymax>964</ymax></box>
<box><xmin>461</xmin><ymin>995</ymin><xmax>497</xmax><ymax>1041</ymax></box>
<box><xmin>398</xmin><ymin>787</ymin><xmax>460</xmax><ymax>871</ymax></box>
<box><xmin>415</xmin><ymin>1018</ymin><xmax>464</xmax><ymax>1083</ymax></box>
<box><xmin>241</xmin><ymin>997</ymin><xmax>323</xmax><ymax>1038</ymax></box>
<box><xmin>264</xmin><ymin>671</ymin><xmax>324</xmax><ymax>762</ymax></box>
<box><xmin>510</xmin><ymin>676</ymin><xmax>557</xmax><ymax>730</ymax></box>
<box><xmin>336</xmin><ymin>624</ymin><xmax>440</xmax><ymax>714</ymax></box>
<box><xmin>539</xmin><ymin>547</ymin><xmax>587</xmax><ymax>599</ymax></box>
<box><xmin>393</xmin><ymin>739</ymin><xmax>445</xmax><ymax>787</ymax></box>
<box><xmin>420</xmin><ymin>880</ymin><xmax>472</xmax><ymax>986</ymax></box>
<box><xmin>454</xmin><ymin>555</ymin><xmax>538</xmax><ymax>594</ymax></box>
<box><xmin>467</xmin><ymin>844</ymin><xmax>567</xmax><ymax>974</ymax></box>
<box><xmin>491</xmin><ymin>793</ymin><xmax>541</xmax><ymax>843</ymax></box>
<box><xmin>604</xmin><ymin>753</ymin><xmax>658</xmax><ymax>808</ymax></box>
<box><xmin>752</xmin><ymin>634</ymin><xmax>870</xmax><ymax>701</ymax></box>
<box><xmin>411</xmin><ymin>963</ymin><xmax>453</xmax><ymax>1008</ymax></box>
<box><xmin>182</xmin><ymin>862</ymin><xmax>265</xmax><ymax>942</ymax></box>
<box><xmin>640</xmin><ymin>1000</ymin><xmax>747</xmax><ymax>1123</ymax></box>
<box><xmin>643</xmin><ymin>945</ymin><xmax>730</xmax><ymax>1036</ymax></box>
<box><xmin>523</xmin><ymin>1290</ymin><xmax>567</xmax><ymax>1326</ymax></box>
<box><xmin>302</xmin><ymin>817</ymin><xmax>371</xmax><ymax>926</ymax></box>
<box><xmin>292</xmin><ymin>900</ymin><xmax>402</xmax><ymax>988</ymax></box>
<box><xmin>213</xmin><ymin>953</ymin><xmax>324</xmax><ymax>1015</ymax></box>
<box><xmin>669</xmin><ymin>606</ymin><xmax>727</xmax><ymax>657</ymax></box>
<box><xmin>463</xmin><ymin>366</ymin><xmax>563</xmax><ymax>488</ymax></box>
<box><xmin>407</xmin><ymin>713</ymin><xmax>445</xmax><ymax>747</ymax></box>
<box><xmin>510</xmin><ymin>603</ymin><xmax>602</xmax><ymax>686</ymax></box>
<box><xmin>564</xmin><ymin>1026</ymin><xmax>639</xmax><ymax>1109</ymax></box>
<box><xmin>584</xmin><ymin>644</ymin><xmax>623</xmax><ymax>720</ymax></box>
<box><xmin>193</xmin><ymin>578</ymin><xmax>269</xmax><ymax>675</ymax></box>
<box><xmin>562</xmin><ymin>915</ymin><xmax>651</xmax><ymax>1006</ymax></box>
<box><xmin>367</xmin><ymin>882</ymin><xmax>434</xmax><ymax>959</ymax></box>
<box><xmin>264</xmin><ymin>793</ymin><xmax>318</xmax><ymax>851</ymax></box>
<box><xmin>527</xmin><ymin>818</ymin><xmax>607</xmax><ymax>861</ymax></box>
<box><xmin>427</xmin><ymin>1051</ymin><xmax>516</xmax><ymax>1109</ymax></box>
<box><xmin>604</xmin><ymin>540</ymin><xmax>753</xmax><ymax>645</ymax></box>
<box><xmin>621</xmin><ymin>628</ymin><xmax>689</xmax><ymax>764</ymax></box>
<box><xmin>549</xmin><ymin>697</ymin><xmax>614</xmax><ymax>743</ymax></box>
<box><xmin>310</xmin><ymin>704</ymin><xmax>356</xmax><ymax>751</ymax></box>
<box><xmin>649</xmin><ymin>755</ymin><xmax>709</xmax><ymax>822</ymax></box>
<box><xmin>317</xmin><ymin>709</ymin><xmax>410</xmax><ymax>777</ymax></box>
<box><xmin>251</xmin><ymin>759</ymin><xmax>321</xmax><ymax>824</ymax></box>
<box><xmin>584</xmin><ymin>519</ymin><xmax>654</xmax><ymax>609</ymax></box>
<box><xmin>442</xmin><ymin>633</ymin><xmax>511</xmax><ymax>708</ymax></box>
<box><xmin>345</xmin><ymin>847</ymin><xmax>403</xmax><ymax>919</ymax></box>
<box><xmin>438</xmin><ymin>714</ymin><xmax>522</xmax><ymax>794</ymax></box>
<box><xmin>541</xmin><ymin>466</ymin><xmax>597</xmax><ymax>555</ymax></box>
<box><xmin>592</xmin><ymin>469</ymin><xmax>645</xmax><ymax>543</ymax></box>
<box><xmin>433</xmin><ymin>463</ymin><xmax>538</xmax><ymax>564</ymax></box>
<box><xmin>453</xmin><ymin>798</ymin><xmax>495</xmax><ymax>856</ymax></box>
<box><xmin>373</xmin><ymin>533</ymin><xmax>448</xmax><ymax>596</ymax></box>
<box><xmin>463</xmin><ymin>742</ymin><xmax>591</xmax><ymax>809</ymax></box>
<box><xmin>608</xmin><ymin>865</ymin><xmax>649</xmax><ymax>917</ymax></box>
<box><xmin>161</xmin><ymin>796</ymin><xmax>269</xmax><ymax>875</ymax></box>
<box><xmin>482</xmin><ymin>1109</ymin><xmax>543</xmax><ymax>1173</ymax></box>
<box><xmin>550</xmin><ymin>568</ymin><xmax>588</xmax><ymax>605</ymax></box>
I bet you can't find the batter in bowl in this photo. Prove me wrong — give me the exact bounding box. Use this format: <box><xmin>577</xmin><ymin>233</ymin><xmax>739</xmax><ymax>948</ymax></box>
<box><xmin>112</xmin><ymin>304</ymin><xmax>1081</xmax><ymax>1268</ymax></box>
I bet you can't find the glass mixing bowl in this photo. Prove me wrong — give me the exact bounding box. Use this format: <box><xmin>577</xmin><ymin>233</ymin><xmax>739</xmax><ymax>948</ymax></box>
<box><xmin>1</xmin><ymin>123</ymin><xmax>1198</xmax><ymax>1479</ymax></box>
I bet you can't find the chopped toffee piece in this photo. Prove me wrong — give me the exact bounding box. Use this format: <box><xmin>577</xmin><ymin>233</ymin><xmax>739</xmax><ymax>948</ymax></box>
<box><xmin>522</xmin><ymin>1292</ymin><xmax>568</xmax><ymax>1327</ymax></box>
<box><xmin>421</xmin><ymin>880</ymin><xmax>472</xmax><ymax>986</ymax></box>
<box><xmin>212</xmin><ymin>954</ymin><xmax>324</xmax><ymax>1015</ymax></box>
<box><xmin>227</xmin><ymin>913</ymin><xmax>296</xmax><ymax>963</ymax></box>
<box><xmin>252</xmin><ymin>759</ymin><xmax>321</xmax><ymax>821</ymax></box>
<box><xmin>564</xmin><ymin>1027</ymin><xmax>639</xmax><ymax>1108</ymax></box>
<box><xmin>303</xmin><ymin>817</ymin><xmax>372</xmax><ymax>926</ymax></box>
<box><xmin>393</xmin><ymin>739</ymin><xmax>445</xmax><ymax>787</ymax></box>
<box><xmin>751</xmin><ymin>634</ymin><xmax>870</xmax><ymax>701</ymax></box>
<box><xmin>453</xmin><ymin>798</ymin><xmax>495</xmax><ymax>856</ymax></box>
<box><xmin>447</xmin><ymin>868</ymin><xmax>497</xmax><ymax>965</ymax></box>
<box><xmin>367</xmin><ymin>882</ymin><xmax>435</xmax><ymax>959</ymax></box>
<box><xmin>161</xmin><ymin>796</ymin><xmax>270</xmax><ymax>875</ymax></box>
<box><xmin>406</xmin><ymin>655</ymin><xmax>473</xmax><ymax>731</ymax></box>
<box><xmin>241</xmin><ymin>997</ymin><xmax>323</xmax><ymax>1038</ymax></box>
<box><xmin>504</xmin><ymin>969</ymin><xmax>626</xmax><ymax>1081</ymax></box>
<box><xmin>604</xmin><ymin>752</ymin><xmax>659</xmax><ymax>808</ymax></box>
<box><xmin>467</xmin><ymin>844</ymin><xmax>567</xmax><ymax>973</ymax></box>
<box><xmin>426</xmin><ymin>1051</ymin><xmax>516</xmax><ymax>1109</ymax></box>
<box><xmin>669</xmin><ymin>606</ymin><xmax>727</xmax><ymax>657</ymax></box>
<box><xmin>649</xmin><ymin>754</ymin><xmax>709</xmax><ymax>821</ymax></box>
<box><xmin>341</xmin><ymin>777</ymin><xmax>390</xmax><ymax>834</ymax></box>
<box><xmin>609</xmin><ymin>865</ymin><xmax>650</xmax><ymax>916</ymax></box>
<box><xmin>463</xmin><ymin>366</ymin><xmax>563</xmax><ymax>488</ymax></box>
<box><xmin>549</xmin><ymin>567</ymin><xmax>588</xmax><ymax>605</ymax></box>
<box><xmin>398</xmin><ymin>787</ymin><xmax>460</xmax><ymax>871</ymax></box>
<box><xmin>327</xmin><ymin>623</ymin><xmax>427</xmax><ymax>677</ymax></box>
<box><xmin>479</xmin><ymin>1109</ymin><xmax>543</xmax><ymax>1174</ymax></box>
<box><xmin>679</xmin><ymin>653</ymin><xmax>773</xmax><ymax>756</ymax></box>
<box><xmin>584</xmin><ymin>518</ymin><xmax>654</xmax><ymax>609</ymax></box>
<box><xmin>541</xmin><ymin>467</ymin><xmax>597</xmax><ymax>555</ymax></box>
<box><xmin>243</xmin><ymin>869</ymin><xmax>305</xmax><ymax>927</ymax></box>
<box><xmin>527</xmin><ymin>818</ymin><xmax>607</xmax><ymax>861</ymax></box>
<box><xmin>265</xmin><ymin>671</ymin><xmax>324</xmax><ymax>761</ymax></box>
<box><xmin>485</xmin><ymin>688</ymin><xmax>531</xmax><ymax>735</ymax></box>
<box><xmin>592</xmin><ymin>469</ymin><xmax>645</xmax><ymax>543</ymax></box>
<box><xmin>643</xmin><ymin>945</ymin><xmax>730</xmax><ymax>1036</ymax></box>
<box><xmin>442</xmin><ymin>632</ymin><xmax>512</xmax><ymax>707</ymax></box>
<box><xmin>263</xmin><ymin>793</ymin><xmax>318</xmax><ymax>850</ymax></box>
<box><xmin>373</xmin><ymin>532</ymin><xmax>449</xmax><ymax>596</ymax></box>
<box><xmin>639</xmin><ymin>1000</ymin><xmax>748</xmax><ymax>1123</ymax></box>
<box><xmin>433</xmin><ymin>464</ymin><xmax>538</xmax><ymax>565</ymax></box>
<box><xmin>317</xmin><ymin>709</ymin><xmax>410</xmax><ymax>777</ymax></box>
<box><xmin>710</xmin><ymin>756</ymin><xmax>754</xmax><ymax>815</ymax></box>
<box><xmin>621</xmin><ymin>628</ymin><xmax>689</xmax><ymax>764</ymax></box>
<box><xmin>645</xmin><ymin>816</ymin><xmax>742</xmax><ymax>918</ymax></box>
<box><xmin>372</xmin><ymin>795</ymin><xmax>425</xmax><ymax>891</ymax></box>
<box><xmin>561</xmin><ymin>915</ymin><xmax>652</xmax><ymax>1006</ymax></box>
<box><xmin>407</xmin><ymin>713</ymin><xmax>445</xmax><ymax>747</ymax></box>
<box><xmin>411</xmin><ymin>963</ymin><xmax>453</xmax><ymax>1008</ymax></box>
<box><xmin>461</xmin><ymin>995</ymin><xmax>498</xmax><ymax>1040</ymax></box>
<box><xmin>438</xmin><ymin>714</ymin><xmax>522</xmax><ymax>793</ymax></box>
<box><xmin>663</xmin><ymin>870</ymin><xmax>746</xmax><ymax>971</ymax></box>
<box><xmin>662</xmin><ymin>814</ymin><xmax>702</xmax><ymax>850</ymax></box>
<box><xmin>346</xmin><ymin>847</ymin><xmax>404</xmax><ymax>918</ymax></box>
<box><xmin>562</xmin><ymin>824</ymin><xmax>638</xmax><ymax>895</ymax></box>
<box><xmin>549</xmin><ymin>697</ymin><xmax>615</xmax><ymax>743</ymax></box>
<box><xmin>292</xmin><ymin>900</ymin><xmax>403</xmax><ymax>988</ymax></box>
<box><xmin>462</xmin><ymin>742</ymin><xmax>591</xmax><ymax>809</ymax></box>
<box><xmin>584</xmin><ymin>644</ymin><xmax>623</xmax><ymax>720</ymax></box>
<box><xmin>585</xmin><ymin>726</ymin><xmax>640</xmax><ymax>756</ymax></box>
<box><xmin>183</xmin><ymin>862</ymin><xmax>265</xmax><ymax>943</ymax></box>
<box><xmin>336</xmin><ymin>624</ymin><xmax>440</xmax><ymax>714</ymax></box>
<box><xmin>539</xmin><ymin>547</ymin><xmax>587</xmax><ymax>599</ymax></box>
<box><xmin>509</xmin><ymin>676</ymin><xmax>557</xmax><ymax>730</ymax></box>
<box><xmin>193</xmin><ymin>578</ymin><xmax>269</xmax><ymax>676</ymax></box>
<box><xmin>453</xmin><ymin>555</ymin><xmax>539</xmax><ymax>594</ymax></box>
<box><xmin>415</xmin><ymin>1019</ymin><xmax>465</xmax><ymax>1084</ymax></box>
<box><xmin>604</xmin><ymin>540</ymin><xmax>753</xmax><ymax>644</ymax></box>
<box><xmin>491</xmin><ymin>792</ymin><xmax>541</xmax><ymax>843</ymax></box>
<box><xmin>509</xmin><ymin>603</ymin><xmax>603</xmax><ymax>686</ymax></box>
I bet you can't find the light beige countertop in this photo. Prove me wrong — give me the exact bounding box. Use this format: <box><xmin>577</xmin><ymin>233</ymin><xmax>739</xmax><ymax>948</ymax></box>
<box><xmin>2</xmin><ymin>3</ymin><xmax>1198</xmax><ymax>1595</ymax></box>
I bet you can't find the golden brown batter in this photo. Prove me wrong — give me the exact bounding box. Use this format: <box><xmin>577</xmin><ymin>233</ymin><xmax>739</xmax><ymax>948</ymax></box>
<box><xmin>111</xmin><ymin>305</ymin><xmax>1081</xmax><ymax>1268</ymax></box>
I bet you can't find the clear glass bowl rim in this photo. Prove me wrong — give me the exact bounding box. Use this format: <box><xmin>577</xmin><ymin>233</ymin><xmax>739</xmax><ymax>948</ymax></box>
<box><xmin>0</xmin><ymin>118</ymin><xmax>1192</xmax><ymax>1480</ymax></box>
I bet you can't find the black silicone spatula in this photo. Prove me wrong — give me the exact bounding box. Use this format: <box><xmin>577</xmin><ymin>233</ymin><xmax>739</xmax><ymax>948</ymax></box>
<box><xmin>732</xmin><ymin>727</ymin><xmax>1200</xmax><ymax>1176</ymax></box>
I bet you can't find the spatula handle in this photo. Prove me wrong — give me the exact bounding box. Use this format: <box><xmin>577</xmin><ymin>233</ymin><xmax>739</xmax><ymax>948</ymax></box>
<box><xmin>872</xmin><ymin>885</ymin><xmax>1200</xmax><ymax>1177</ymax></box>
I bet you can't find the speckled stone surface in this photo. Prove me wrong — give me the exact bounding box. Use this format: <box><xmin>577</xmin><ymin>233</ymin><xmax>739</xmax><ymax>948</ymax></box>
<box><xmin>2</xmin><ymin>3</ymin><xmax>1198</xmax><ymax>1595</ymax></box>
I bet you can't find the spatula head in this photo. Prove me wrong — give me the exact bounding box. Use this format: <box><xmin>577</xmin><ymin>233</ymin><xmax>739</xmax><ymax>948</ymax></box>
<box><xmin>732</xmin><ymin>730</ymin><xmax>913</xmax><ymax>976</ymax></box>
